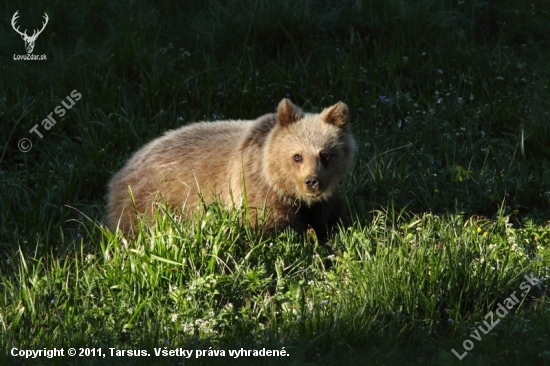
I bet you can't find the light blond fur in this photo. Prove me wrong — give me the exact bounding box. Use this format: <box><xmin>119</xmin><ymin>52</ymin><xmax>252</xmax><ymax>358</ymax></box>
<box><xmin>106</xmin><ymin>99</ymin><xmax>356</xmax><ymax>237</ymax></box>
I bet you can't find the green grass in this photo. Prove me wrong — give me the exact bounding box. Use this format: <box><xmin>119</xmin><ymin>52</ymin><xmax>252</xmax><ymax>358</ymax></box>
<box><xmin>1</xmin><ymin>0</ymin><xmax>550</xmax><ymax>364</ymax></box>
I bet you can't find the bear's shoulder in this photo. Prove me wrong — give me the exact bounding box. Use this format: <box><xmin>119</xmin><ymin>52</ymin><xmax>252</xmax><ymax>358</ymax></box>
<box><xmin>239</xmin><ymin>113</ymin><xmax>278</xmax><ymax>151</ymax></box>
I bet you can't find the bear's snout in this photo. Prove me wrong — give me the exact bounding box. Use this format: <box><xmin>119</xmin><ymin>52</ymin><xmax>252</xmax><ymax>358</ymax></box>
<box><xmin>304</xmin><ymin>175</ymin><xmax>320</xmax><ymax>193</ymax></box>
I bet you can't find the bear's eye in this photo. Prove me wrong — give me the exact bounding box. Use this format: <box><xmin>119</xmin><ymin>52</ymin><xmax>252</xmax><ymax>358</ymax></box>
<box><xmin>320</xmin><ymin>152</ymin><xmax>329</xmax><ymax>162</ymax></box>
<box><xmin>293</xmin><ymin>154</ymin><xmax>303</xmax><ymax>163</ymax></box>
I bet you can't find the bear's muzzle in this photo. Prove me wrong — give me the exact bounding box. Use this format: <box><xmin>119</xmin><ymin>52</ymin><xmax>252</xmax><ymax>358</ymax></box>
<box><xmin>304</xmin><ymin>175</ymin><xmax>321</xmax><ymax>196</ymax></box>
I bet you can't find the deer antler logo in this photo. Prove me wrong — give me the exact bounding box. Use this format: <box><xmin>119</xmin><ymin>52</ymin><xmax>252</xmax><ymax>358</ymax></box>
<box><xmin>11</xmin><ymin>10</ymin><xmax>49</xmax><ymax>54</ymax></box>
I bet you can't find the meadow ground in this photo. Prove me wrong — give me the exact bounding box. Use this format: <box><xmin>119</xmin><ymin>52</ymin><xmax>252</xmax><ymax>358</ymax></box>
<box><xmin>1</xmin><ymin>0</ymin><xmax>549</xmax><ymax>365</ymax></box>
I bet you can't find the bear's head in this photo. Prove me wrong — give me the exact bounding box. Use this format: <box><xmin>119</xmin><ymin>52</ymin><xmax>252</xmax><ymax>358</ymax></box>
<box><xmin>263</xmin><ymin>98</ymin><xmax>356</xmax><ymax>204</ymax></box>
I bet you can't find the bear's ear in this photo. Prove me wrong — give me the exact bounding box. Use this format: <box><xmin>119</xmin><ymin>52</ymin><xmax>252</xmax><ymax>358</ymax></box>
<box><xmin>321</xmin><ymin>102</ymin><xmax>349</xmax><ymax>127</ymax></box>
<box><xmin>277</xmin><ymin>98</ymin><xmax>304</xmax><ymax>127</ymax></box>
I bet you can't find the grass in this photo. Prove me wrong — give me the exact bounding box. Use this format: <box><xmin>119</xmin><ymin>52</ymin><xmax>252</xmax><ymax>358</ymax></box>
<box><xmin>1</xmin><ymin>0</ymin><xmax>550</xmax><ymax>364</ymax></box>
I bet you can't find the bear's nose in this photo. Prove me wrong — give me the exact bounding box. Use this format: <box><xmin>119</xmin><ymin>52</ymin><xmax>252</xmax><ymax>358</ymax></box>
<box><xmin>305</xmin><ymin>176</ymin><xmax>320</xmax><ymax>191</ymax></box>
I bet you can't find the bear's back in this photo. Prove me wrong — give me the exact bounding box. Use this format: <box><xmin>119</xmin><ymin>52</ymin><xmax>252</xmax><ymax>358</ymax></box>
<box><xmin>106</xmin><ymin>119</ymin><xmax>256</xmax><ymax>231</ymax></box>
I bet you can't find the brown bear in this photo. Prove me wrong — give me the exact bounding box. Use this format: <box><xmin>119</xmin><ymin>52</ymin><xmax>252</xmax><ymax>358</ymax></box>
<box><xmin>106</xmin><ymin>99</ymin><xmax>356</xmax><ymax>240</ymax></box>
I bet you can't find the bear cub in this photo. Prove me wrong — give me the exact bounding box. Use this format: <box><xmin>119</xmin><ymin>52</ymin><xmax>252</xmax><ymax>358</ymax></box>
<box><xmin>106</xmin><ymin>99</ymin><xmax>356</xmax><ymax>240</ymax></box>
